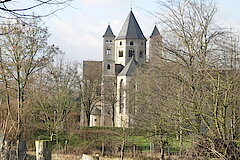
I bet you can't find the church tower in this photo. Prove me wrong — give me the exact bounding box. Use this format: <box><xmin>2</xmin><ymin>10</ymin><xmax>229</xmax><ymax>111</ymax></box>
<box><xmin>101</xmin><ymin>25</ymin><xmax>116</xmax><ymax>126</ymax></box>
<box><xmin>114</xmin><ymin>10</ymin><xmax>146</xmax><ymax>127</ymax></box>
<box><xmin>115</xmin><ymin>10</ymin><xmax>147</xmax><ymax>66</ymax></box>
<box><xmin>103</xmin><ymin>24</ymin><xmax>116</xmax><ymax>76</ymax></box>
<box><xmin>149</xmin><ymin>25</ymin><xmax>162</xmax><ymax>62</ymax></box>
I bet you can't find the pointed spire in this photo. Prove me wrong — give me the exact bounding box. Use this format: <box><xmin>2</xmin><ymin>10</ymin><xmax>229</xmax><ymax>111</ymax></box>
<box><xmin>103</xmin><ymin>24</ymin><xmax>115</xmax><ymax>38</ymax></box>
<box><xmin>150</xmin><ymin>25</ymin><xmax>161</xmax><ymax>38</ymax></box>
<box><xmin>116</xmin><ymin>11</ymin><xmax>146</xmax><ymax>40</ymax></box>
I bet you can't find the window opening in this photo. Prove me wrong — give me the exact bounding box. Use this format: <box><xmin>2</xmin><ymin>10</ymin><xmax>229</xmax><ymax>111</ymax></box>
<box><xmin>107</xmin><ymin>64</ymin><xmax>111</xmax><ymax>69</ymax></box>
<box><xmin>106</xmin><ymin>49</ymin><xmax>111</xmax><ymax>55</ymax></box>
<box><xmin>119</xmin><ymin>79</ymin><xmax>124</xmax><ymax>113</ymax></box>
<box><xmin>129</xmin><ymin>50</ymin><xmax>135</xmax><ymax>57</ymax></box>
<box><xmin>119</xmin><ymin>51</ymin><xmax>123</xmax><ymax>57</ymax></box>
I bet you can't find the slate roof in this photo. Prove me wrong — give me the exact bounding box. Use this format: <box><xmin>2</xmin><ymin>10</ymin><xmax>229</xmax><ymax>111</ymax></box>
<box><xmin>91</xmin><ymin>108</ymin><xmax>101</xmax><ymax>115</ymax></box>
<box><xmin>103</xmin><ymin>25</ymin><xmax>115</xmax><ymax>37</ymax></box>
<box><xmin>115</xmin><ymin>64</ymin><xmax>124</xmax><ymax>75</ymax></box>
<box><xmin>116</xmin><ymin>11</ymin><xmax>146</xmax><ymax>40</ymax></box>
<box><xmin>118</xmin><ymin>58</ymin><xmax>139</xmax><ymax>76</ymax></box>
<box><xmin>150</xmin><ymin>25</ymin><xmax>161</xmax><ymax>38</ymax></box>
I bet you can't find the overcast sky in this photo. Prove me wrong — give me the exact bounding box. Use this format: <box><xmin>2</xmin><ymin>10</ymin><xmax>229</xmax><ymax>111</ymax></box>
<box><xmin>43</xmin><ymin>0</ymin><xmax>240</xmax><ymax>63</ymax></box>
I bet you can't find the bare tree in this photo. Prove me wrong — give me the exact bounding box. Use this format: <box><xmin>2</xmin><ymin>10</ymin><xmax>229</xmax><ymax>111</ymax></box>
<box><xmin>0</xmin><ymin>0</ymin><xmax>73</xmax><ymax>19</ymax></box>
<box><xmin>132</xmin><ymin>0</ymin><xmax>240</xmax><ymax>159</ymax></box>
<box><xmin>0</xmin><ymin>18</ymin><xmax>59</xmax><ymax>159</ymax></box>
<box><xmin>33</xmin><ymin>59</ymin><xmax>79</xmax><ymax>141</ymax></box>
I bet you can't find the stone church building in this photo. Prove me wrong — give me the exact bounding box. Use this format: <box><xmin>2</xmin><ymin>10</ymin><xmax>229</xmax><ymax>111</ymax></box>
<box><xmin>83</xmin><ymin>10</ymin><xmax>162</xmax><ymax>127</ymax></box>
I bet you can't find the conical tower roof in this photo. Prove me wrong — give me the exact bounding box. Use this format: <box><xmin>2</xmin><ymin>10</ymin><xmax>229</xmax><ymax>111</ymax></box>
<box><xmin>150</xmin><ymin>25</ymin><xmax>161</xmax><ymax>38</ymax></box>
<box><xmin>103</xmin><ymin>25</ymin><xmax>115</xmax><ymax>37</ymax></box>
<box><xmin>116</xmin><ymin>11</ymin><xmax>146</xmax><ymax>40</ymax></box>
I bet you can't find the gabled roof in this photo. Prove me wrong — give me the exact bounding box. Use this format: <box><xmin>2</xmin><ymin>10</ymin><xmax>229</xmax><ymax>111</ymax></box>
<box><xmin>91</xmin><ymin>107</ymin><xmax>101</xmax><ymax>115</ymax></box>
<box><xmin>103</xmin><ymin>25</ymin><xmax>115</xmax><ymax>37</ymax></box>
<box><xmin>116</xmin><ymin>11</ymin><xmax>146</xmax><ymax>40</ymax></box>
<box><xmin>115</xmin><ymin>64</ymin><xmax>124</xmax><ymax>75</ymax></box>
<box><xmin>118</xmin><ymin>58</ymin><xmax>139</xmax><ymax>76</ymax></box>
<box><xmin>150</xmin><ymin>25</ymin><xmax>161</xmax><ymax>38</ymax></box>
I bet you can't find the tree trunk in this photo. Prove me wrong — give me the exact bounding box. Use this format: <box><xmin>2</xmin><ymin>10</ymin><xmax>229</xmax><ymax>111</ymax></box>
<box><xmin>17</xmin><ymin>140</ymin><xmax>27</xmax><ymax>160</ymax></box>
<box><xmin>0</xmin><ymin>140</ymin><xmax>10</xmax><ymax>160</ymax></box>
<box><xmin>101</xmin><ymin>142</ymin><xmax>104</xmax><ymax>156</ymax></box>
<box><xmin>112</xmin><ymin>104</ymin><xmax>115</xmax><ymax>127</ymax></box>
<box><xmin>86</xmin><ymin>111</ymin><xmax>91</xmax><ymax>126</ymax></box>
<box><xmin>160</xmin><ymin>141</ymin><xmax>165</xmax><ymax>160</ymax></box>
<box><xmin>120</xmin><ymin>140</ymin><xmax>125</xmax><ymax>160</ymax></box>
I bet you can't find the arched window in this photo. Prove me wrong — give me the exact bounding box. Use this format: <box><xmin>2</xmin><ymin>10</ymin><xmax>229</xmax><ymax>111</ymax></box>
<box><xmin>130</xmin><ymin>41</ymin><xmax>134</xmax><ymax>45</ymax></box>
<box><xmin>106</xmin><ymin>49</ymin><xmax>111</xmax><ymax>55</ymax></box>
<box><xmin>120</xmin><ymin>41</ymin><xmax>122</xmax><ymax>45</ymax></box>
<box><xmin>139</xmin><ymin>51</ymin><xmax>143</xmax><ymax>58</ymax></box>
<box><xmin>119</xmin><ymin>79</ymin><xmax>124</xmax><ymax>113</ymax></box>
<box><xmin>129</xmin><ymin>50</ymin><xmax>135</xmax><ymax>57</ymax></box>
<box><xmin>119</xmin><ymin>50</ymin><xmax>123</xmax><ymax>57</ymax></box>
<box><xmin>107</xmin><ymin>64</ymin><xmax>111</xmax><ymax>69</ymax></box>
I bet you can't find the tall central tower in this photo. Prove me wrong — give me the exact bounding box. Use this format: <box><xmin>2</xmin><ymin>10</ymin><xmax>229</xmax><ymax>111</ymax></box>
<box><xmin>115</xmin><ymin>10</ymin><xmax>147</xmax><ymax>66</ymax></box>
<box><xmin>101</xmin><ymin>10</ymin><xmax>147</xmax><ymax>127</ymax></box>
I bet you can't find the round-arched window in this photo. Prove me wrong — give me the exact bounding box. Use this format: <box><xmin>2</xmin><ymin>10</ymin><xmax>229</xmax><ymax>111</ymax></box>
<box><xmin>130</xmin><ymin>41</ymin><xmax>134</xmax><ymax>45</ymax></box>
<box><xmin>107</xmin><ymin>64</ymin><xmax>111</xmax><ymax>69</ymax></box>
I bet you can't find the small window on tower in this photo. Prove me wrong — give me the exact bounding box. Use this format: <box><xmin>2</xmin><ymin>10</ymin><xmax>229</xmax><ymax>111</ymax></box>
<box><xmin>107</xmin><ymin>64</ymin><xmax>111</xmax><ymax>69</ymax></box>
<box><xmin>106</xmin><ymin>49</ymin><xmax>111</xmax><ymax>55</ymax></box>
<box><xmin>119</xmin><ymin>51</ymin><xmax>123</xmax><ymax>57</ymax></box>
<box><xmin>120</xmin><ymin>41</ymin><xmax>122</xmax><ymax>45</ymax></box>
<box><xmin>110</xmin><ymin>40</ymin><xmax>112</xmax><ymax>44</ymax></box>
<box><xmin>106</xmin><ymin>40</ymin><xmax>109</xmax><ymax>44</ymax></box>
<box><xmin>139</xmin><ymin>51</ymin><xmax>143</xmax><ymax>58</ymax></box>
<box><xmin>141</xmin><ymin>42</ymin><xmax>144</xmax><ymax>46</ymax></box>
<box><xmin>129</xmin><ymin>50</ymin><xmax>135</xmax><ymax>57</ymax></box>
<box><xmin>130</xmin><ymin>41</ymin><xmax>134</xmax><ymax>45</ymax></box>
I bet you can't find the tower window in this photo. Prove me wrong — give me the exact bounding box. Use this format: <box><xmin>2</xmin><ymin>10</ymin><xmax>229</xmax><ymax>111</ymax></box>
<box><xmin>119</xmin><ymin>51</ymin><xmax>123</xmax><ymax>57</ymax></box>
<box><xmin>120</xmin><ymin>41</ymin><xmax>122</xmax><ymax>45</ymax></box>
<box><xmin>106</xmin><ymin>49</ymin><xmax>111</xmax><ymax>55</ymax></box>
<box><xmin>119</xmin><ymin>79</ymin><xmax>124</xmax><ymax>113</ymax></box>
<box><xmin>107</xmin><ymin>64</ymin><xmax>111</xmax><ymax>69</ymax></box>
<box><xmin>129</xmin><ymin>50</ymin><xmax>135</xmax><ymax>57</ymax></box>
<box><xmin>139</xmin><ymin>51</ymin><xmax>143</xmax><ymax>58</ymax></box>
<box><xmin>130</xmin><ymin>41</ymin><xmax>134</xmax><ymax>45</ymax></box>
<box><xmin>106</xmin><ymin>40</ymin><xmax>112</xmax><ymax>44</ymax></box>
<box><xmin>141</xmin><ymin>42</ymin><xmax>144</xmax><ymax>46</ymax></box>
